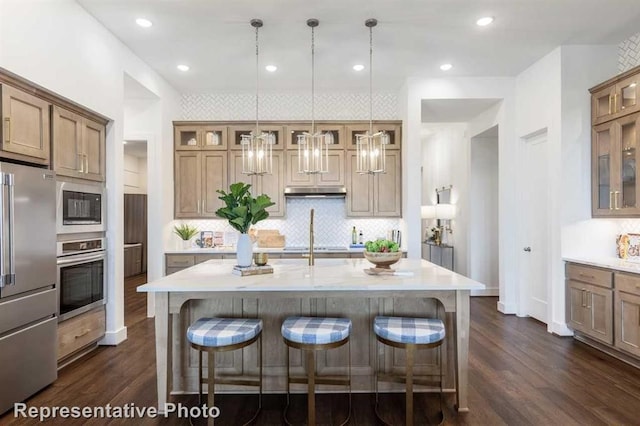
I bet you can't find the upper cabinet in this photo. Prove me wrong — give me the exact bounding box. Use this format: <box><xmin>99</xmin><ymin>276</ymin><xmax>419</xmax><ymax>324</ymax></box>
<box><xmin>228</xmin><ymin>124</ymin><xmax>285</xmax><ymax>150</ymax></box>
<box><xmin>284</xmin><ymin>150</ymin><xmax>345</xmax><ymax>188</ymax></box>
<box><xmin>591</xmin><ymin>65</ymin><xmax>640</xmax><ymax>217</ymax></box>
<box><xmin>346</xmin><ymin>151</ymin><xmax>401</xmax><ymax>217</ymax></box>
<box><xmin>592</xmin><ymin>72</ymin><xmax>640</xmax><ymax>126</ymax></box>
<box><xmin>0</xmin><ymin>84</ymin><xmax>50</xmax><ymax>165</ymax></box>
<box><xmin>285</xmin><ymin>123</ymin><xmax>345</xmax><ymax>150</ymax></box>
<box><xmin>346</xmin><ymin>122</ymin><xmax>401</xmax><ymax>150</ymax></box>
<box><xmin>175</xmin><ymin>151</ymin><xmax>227</xmax><ymax>218</ymax></box>
<box><xmin>52</xmin><ymin>106</ymin><xmax>106</xmax><ymax>181</ymax></box>
<box><xmin>175</xmin><ymin>124</ymin><xmax>228</xmax><ymax>150</ymax></box>
<box><xmin>229</xmin><ymin>150</ymin><xmax>285</xmax><ymax>217</ymax></box>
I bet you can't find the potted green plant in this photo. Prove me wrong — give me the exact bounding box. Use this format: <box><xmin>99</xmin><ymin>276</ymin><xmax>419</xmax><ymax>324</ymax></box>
<box><xmin>216</xmin><ymin>182</ymin><xmax>275</xmax><ymax>266</ymax></box>
<box><xmin>174</xmin><ymin>223</ymin><xmax>199</xmax><ymax>249</ymax></box>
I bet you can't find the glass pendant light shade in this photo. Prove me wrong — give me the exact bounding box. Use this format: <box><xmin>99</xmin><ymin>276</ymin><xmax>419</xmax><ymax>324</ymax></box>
<box><xmin>242</xmin><ymin>18</ymin><xmax>273</xmax><ymax>175</ymax></box>
<box><xmin>298</xmin><ymin>18</ymin><xmax>332</xmax><ymax>174</ymax></box>
<box><xmin>356</xmin><ymin>18</ymin><xmax>389</xmax><ymax>175</ymax></box>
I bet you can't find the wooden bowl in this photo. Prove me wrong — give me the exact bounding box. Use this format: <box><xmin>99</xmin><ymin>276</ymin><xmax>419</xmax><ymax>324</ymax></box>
<box><xmin>363</xmin><ymin>251</ymin><xmax>402</xmax><ymax>269</ymax></box>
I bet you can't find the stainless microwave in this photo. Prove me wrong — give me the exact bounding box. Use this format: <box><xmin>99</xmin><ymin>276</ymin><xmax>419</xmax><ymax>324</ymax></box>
<box><xmin>56</xmin><ymin>181</ymin><xmax>106</xmax><ymax>234</ymax></box>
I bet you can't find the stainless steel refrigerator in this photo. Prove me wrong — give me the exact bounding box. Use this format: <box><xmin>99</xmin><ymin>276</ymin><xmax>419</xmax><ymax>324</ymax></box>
<box><xmin>0</xmin><ymin>162</ymin><xmax>57</xmax><ymax>415</ymax></box>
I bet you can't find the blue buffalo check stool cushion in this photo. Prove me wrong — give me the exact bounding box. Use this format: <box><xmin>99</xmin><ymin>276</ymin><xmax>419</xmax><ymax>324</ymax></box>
<box><xmin>281</xmin><ymin>317</ymin><xmax>352</xmax><ymax>345</ymax></box>
<box><xmin>374</xmin><ymin>316</ymin><xmax>445</xmax><ymax>345</ymax></box>
<box><xmin>187</xmin><ymin>318</ymin><xmax>262</xmax><ymax>347</ymax></box>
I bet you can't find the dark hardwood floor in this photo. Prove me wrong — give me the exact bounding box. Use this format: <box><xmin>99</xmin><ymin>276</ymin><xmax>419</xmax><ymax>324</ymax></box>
<box><xmin>2</xmin><ymin>276</ymin><xmax>640</xmax><ymax>425</ymax></box>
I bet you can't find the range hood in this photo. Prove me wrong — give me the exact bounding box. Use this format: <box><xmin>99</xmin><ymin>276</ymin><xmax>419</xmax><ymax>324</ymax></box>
<box><xmin>284</xmin><ymin>186</ymin><xmax>347</xmax><ymax>198</ymax></box>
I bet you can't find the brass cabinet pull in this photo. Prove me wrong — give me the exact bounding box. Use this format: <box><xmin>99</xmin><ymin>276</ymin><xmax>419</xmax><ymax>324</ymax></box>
<box><xmin>609</xmin><ymin>95</ymin><xmax>613</xmax><ymax>115</ymax></box>
<box><xmin>614</xmin><ymin>93</ymin><xmax>618</xmax><ymax>112</ymax></box>
<box><xmin>615</xmin><ymin>191</ymin><xmax>620</xmax><ymax>210</ymax></box>
<box><xmin>609</xmin><ymin>191</ymin><xmax>614</xmax><ymax>210</ymax></box>
<box><xmin>196</xmin><ymin>199</ymin><xmax>200</xmax><ymax>214</ymax></box>
<box><xmin>3</xmin><ymin>118</ymin><xmax>10</xmax><ymax>143</ymax></box>
<box><xmin>579</xmin><ymin>273</ymin><xmax>595</xmax><ymax>280</ymax></box>
<box><xmin>581</xmin><ymin>289</ymin><xmax>586</xmax><ymax>307</ymax></box>
<box><xmin>78</xmin><ymin>153</ymin><xmax>84</xmax><ymax>173</ymax></box>
<box><xmin>586</xmin><ymin>291</ymin><xmax>592</xmax><ymax>309</ymax></box>
<box><xmin>84</xmin><ymin>154</ymin><xmax>89</xmax><ymax>174</ymax></box>
<box><xmin>74</xmin><ymin>329</ymin><xmax>90</xmax><ymax>339</ymax></box>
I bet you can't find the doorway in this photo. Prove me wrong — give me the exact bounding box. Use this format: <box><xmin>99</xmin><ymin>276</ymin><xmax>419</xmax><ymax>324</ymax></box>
<box><xmin>469</xmin><ymin>125</ymin><xmax>499</xmax><ymax>295</ymax></box>
<box><xmin>519</xmin><ymin>129</ymin><xmax>549</xmax><ymax>323</ymax></box>
<box><xmin>123</xmin><ymin>139</ymin><xmax>148</xmax><ymax>327</ymax></box>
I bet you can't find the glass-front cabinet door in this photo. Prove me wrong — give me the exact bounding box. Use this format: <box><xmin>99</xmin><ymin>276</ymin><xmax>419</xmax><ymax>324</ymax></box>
<box><xmin>617</xmin><ymin>113</ymin><xmax>640</xmax><ymax>214</ymax></box>
<box><xmin>592</xmin><ymin>122</ymin><xmax>615</xmax><ymax>216</ymax></box>
<box><xmin>616</xmin><ymin>75</ymin><xmax>640</xmax><ymax>117</ymax></box>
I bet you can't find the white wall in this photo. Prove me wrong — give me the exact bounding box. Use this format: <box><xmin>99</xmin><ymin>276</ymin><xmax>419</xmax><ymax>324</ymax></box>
<box><xmin>469</xmin><ymin>132</ymin><xmax>499</xmax><ymax>293</ymax></box>
<box><xmin>421</xmin><ymin>123</ymin><xmax>469</xmax><ymax>275</ymax></box>
<box><xmin>0</xmin><ymin>0</ymin><xmax>180</xmax><ymax>343</ymax></box>
<box><xmin>123</xmin><ymin>154</ymin><xmax>147</xmax><ymax>194</ymax></box>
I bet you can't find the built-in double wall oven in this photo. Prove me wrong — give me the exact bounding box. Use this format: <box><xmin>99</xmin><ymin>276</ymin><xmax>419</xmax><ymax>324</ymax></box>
<box><xmin>57</xmin><ymin>237</ymin><xmax>106</xmax><ymax>321</ymax></box>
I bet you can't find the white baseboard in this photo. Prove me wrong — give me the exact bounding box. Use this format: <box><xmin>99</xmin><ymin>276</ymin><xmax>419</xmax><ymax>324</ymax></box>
<box><xmin>99</xmin><ymin>326</ymin><xmax>128</xmax><ymax>345</ymax></box>
<box><xmin>550</xmin><ymin>320</ymin><xmax>573</xmax><ymax>336</ymax></box>
<box><xmin>471</xmin><ymin>288</ymin><xmax>499</xmax><ymax>296</ymax></box>
<box><xmin>497</xmin><ymin>301</ymin><xmax>517</xmax><ymax>314</ymax></box>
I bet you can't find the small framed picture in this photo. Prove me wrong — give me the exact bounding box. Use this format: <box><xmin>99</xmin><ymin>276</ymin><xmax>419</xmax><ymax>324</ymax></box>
<box><xmin>199</xmin><ymin>231</ymin><xmax>214</xmax><ymax>248</ymax></box>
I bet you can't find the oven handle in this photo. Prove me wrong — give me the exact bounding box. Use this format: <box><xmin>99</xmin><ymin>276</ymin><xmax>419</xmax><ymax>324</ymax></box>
<box><xmin>57</xmin><ymin>252</ymin><xmax>106</xmax><ymax>266</ymax></box>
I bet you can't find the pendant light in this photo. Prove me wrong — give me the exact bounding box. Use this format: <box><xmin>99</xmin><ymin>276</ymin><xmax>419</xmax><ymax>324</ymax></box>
<box><xmin>356</xmin><ymin>18</ymin><xmax>389</xmax><ymax>174</ymax></box>
<box><xmin>298</xmin><ymin>18</ymin><xmax>333</xmax><ymax>174</ymax></box>
<box><xmin>242</xmin><ymin>18</ymin><xmax>274</xmax><ymax>175</ymax></box>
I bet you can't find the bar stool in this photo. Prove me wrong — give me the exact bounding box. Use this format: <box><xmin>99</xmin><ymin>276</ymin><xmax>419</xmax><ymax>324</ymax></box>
<box><xmin>373</xmin><ymin>316</ymin><xmax>446</xmax><ymax>426</ymax></box>
<box><xmin>187</xmin><ymin>317</ymin><xmax>263</xmax><ymax>426</ymax></box>
<box><xmin>281</xmin><ymin>316</ymin><xmax>352</xmax><ymax>426</ymax></box>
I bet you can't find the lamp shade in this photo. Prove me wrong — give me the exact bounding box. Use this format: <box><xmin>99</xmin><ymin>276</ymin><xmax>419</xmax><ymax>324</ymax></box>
<box><xmin>435</xmin><ymin>203</ymin><xmax>456</xmax><ymax>220</ymax></box>
<box><xmin>421</xmin><ymin>205</ymin><xmax>436</xmax><ymax>219</ymax></box>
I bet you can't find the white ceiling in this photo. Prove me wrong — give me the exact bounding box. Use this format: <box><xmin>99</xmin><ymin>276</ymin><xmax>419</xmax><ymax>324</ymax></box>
<box><xmin>78</xmin><ymin>0</ymin><xmax>640</xmax><ymax>92</ymax></box>
<box><xmin>422</xmin><ymin>99</ymin><xmax>501</xmax><ymax>122</ymax></box>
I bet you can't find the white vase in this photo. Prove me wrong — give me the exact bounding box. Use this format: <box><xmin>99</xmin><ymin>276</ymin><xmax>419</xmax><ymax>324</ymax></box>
<box><xmin>236</xmin><ymin>233</ymin><xmax>253</xmax><ymax>267</ymax></box>
<box><xmin>181</xmin><ymin>239</ymin><xmax>191</xmax><ymax>250</ymax></box>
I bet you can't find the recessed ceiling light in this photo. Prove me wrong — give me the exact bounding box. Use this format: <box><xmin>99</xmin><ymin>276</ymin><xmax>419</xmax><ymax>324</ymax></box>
<box><xmin>265</xmin><ymin>65</ymin><xmax>277</xmax><ymax>72</ymax></box>
<box><xmin>353</xmin><ymin>64</ymin><xmax>365</xmax><ymax>72</ymax></box>
<box><xmin>440</xmin><ymin>63</ymin><xmax>453</xmax><ymax>71</ymax></box>
<box><xmin>177</xmin><ymin>64</ymin><xmax>190</xmax><ymax>72</ymax></box>
<box><xmin>476</xmin><ymin>16</ymin><xmax>494</xmax><ymax>27</ymax></box>
<box><xmin>136</xmin><ymin>18</ymin><xmax>153</xmax><ymax>28</ymax></box>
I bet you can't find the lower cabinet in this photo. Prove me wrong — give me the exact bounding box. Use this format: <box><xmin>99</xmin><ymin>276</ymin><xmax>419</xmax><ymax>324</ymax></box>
<box><xmin>124</xmin><ymin>244</ymin><xmax>143</xmax><ymax>278</ymax></box>
<box><xmin>57</xmin><ymin>306</ymin><xmax>106</xmax><ymax>362</ymax></box>
<box><xmin>614</xmin><ymin>272</ymin><xmax>640</xmax><ymax>357</ymax></box>
<box><xmin>566</xmin><ymin>262</ymin><xmax>640</xmax><ymax>362</ymax></box>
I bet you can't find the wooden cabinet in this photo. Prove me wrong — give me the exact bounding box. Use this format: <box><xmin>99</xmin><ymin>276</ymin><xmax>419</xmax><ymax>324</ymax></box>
<box><xmin>565</xmin><ymin>264</ymin><xmax>613</xmax><ymax>345</ymax></box>
<box><xmin>346</xmin><ymin>122</ymin><xmax>401</xmax><ymax>150</ymax></box>
<box><xmin>284</xmin><ymin>150</ymin><xmax>344</xmax><ymax>187</ymax></box>
<box><xmin>228</xmin><ymin>124</ymin><xmax>285</xmax><ymax>150</ymax></box>
<box><xmin>346</xmin><ymin>151</ymin><xmax>401</xmax><ymax>217</ymax></box>
<box><xmin>175</xmin><ymin>124</ymin><xmax>228</xmax><ymax>150</ymax></box>
<box><xmin>285</xmin><ymin>123</ymin><xmax>345</xmax><ymax>150</ymax></box>
<box><xmin>592</xmin><ymin>71</ymin><xmax>640</xmax><ymax>126</ymax></box>
<box><xmin>165</xmin><ymin>253</ymin><xmax>228</xmax><ymax>275</ymax></box>
<box><xmin>52</xmin><ymin>106</ymin><xmax>105</xmax><ymax>181</ymax></box>
<box><xmin>614</xmin><ymin>272</ymin><xmax>640</xmax><ymax>357</ymax></box>
<box><xmin>592</xmin><ymin>113</ymin><xmax>640</xmax><ymax>216</ymax></box>
<box><xmin>0</xmin><ymin>84</ymin><xmax>50</xmax><ymax>165</ymax></box>
<box><xmin>175</xmin><ymin>151</ymin><xmax>227</xmax><ymax>218</ymax></box>
<box><xmin>229</xmin><ymin>150</ymin><xmax>286</xmax><ymax>217</ymax></box>
<box><xmin>422</xmin><ymin>242</ymin><xmax>454</xmax><ymax>270</ymax></box>
<box><xmin>124</xmin><ymin>244</ymin><xmax>143</xmax><ymax>278</ymax></box>
<box><xmin>57</xmin><ymin>306</ymin><xmax>105</xmax><ymax>362</ymax></box>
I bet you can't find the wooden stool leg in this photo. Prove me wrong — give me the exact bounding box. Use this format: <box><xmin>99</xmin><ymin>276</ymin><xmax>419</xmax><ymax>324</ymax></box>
<box><xmin>198</xmin><ymin>350</ymin><xmax>203</xmax><ymax>405</ymax></box>
<box><xmin>307</xmin><ymin>350</ymin><xmax>316</xmax><ymax>426</ymax></box>
<box><xmin>208</xmin><ymin>351</ymin><xmax>215</xmax><ymax>426</ymax></box>
<box><xmin>406</xmin><ymin>344</ymin><xmax>415</xmax><ymax>426</ymax></box>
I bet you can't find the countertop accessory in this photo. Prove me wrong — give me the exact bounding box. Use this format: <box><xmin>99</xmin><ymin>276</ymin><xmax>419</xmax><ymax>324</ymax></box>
<box><xmin>363</xmin><ymin>251</ymin><xmax>402</xmax><ymax>269</ymax></box>
<box><xmin>364</xmin><ymin>268</ymin><xmax>414</xmax><ymax>276</ymax></box>
<box><xmin>241</xmin><ymin>18</ymin><xmax>274</xmax><ymax>175</ymax></box>
<box><xmin>356</xmin><ymin>18</ymin><xmax>390</xmax><ymax>174</ymax></box>
<box><xmin>232</xmin><ymin>264</ymin><xmax>274</xmax><ymax>276</ymax></box>
<box><xmin>254</xmin><ymin>252</ymin><xmax>269</xmax><ymax>266</ymax></box>
<box><xmin>298</xmin><ymin>18</ymin><xmax>332</xmax><ymax>174</ymax></box>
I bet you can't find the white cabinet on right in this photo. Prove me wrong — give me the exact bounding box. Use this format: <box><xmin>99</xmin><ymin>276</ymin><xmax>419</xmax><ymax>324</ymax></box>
<box><xmin>345</xmin><ymin>151</ymin><xmax>401</xmax><ymax>217</ymax></box>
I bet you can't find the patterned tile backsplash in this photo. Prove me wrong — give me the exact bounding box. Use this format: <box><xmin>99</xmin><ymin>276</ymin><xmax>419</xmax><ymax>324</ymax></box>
<box><xmin>619</xmin><ymin>32</ymin><xmax>640</xmax><ymax>73</ymax></box>
<box><xmin>181</xmin><ymin>92</ymin><xmax>399</xmax><ymax>121</ymax></box>
<box><xmin>173</xmin><ymin>198</ymin><xmax>402</xmax><ymax>248</ymax></box>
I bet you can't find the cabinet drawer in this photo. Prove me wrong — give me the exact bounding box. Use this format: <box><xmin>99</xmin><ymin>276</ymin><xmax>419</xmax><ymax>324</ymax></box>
<box><xmin>195</xmin><ymin>254</ymin><xmax>224</xmax><ymax>264</ymax></box>
<box><xmin>166</xmin><ymin>255</ymin><xmax>195</xmax><ymax>268</ymax></box>
<box><xmin>57</xmin><ymin>306</ymin><xmax>105</xmax><ymax>361</ymax></box>
<box><xmin>615</xmin><ymin>272</ymin><xmax>640</xmax><ymax>296</ymax></box>
<box><xmin>566</xmin><ymin>263</ymin><xmax>612</xmax><ymax>288</ymax></box>
<box><xmin>166</xmin><ymin>267</ymin><xmax>188</xmax><ymax>276</ymax></box>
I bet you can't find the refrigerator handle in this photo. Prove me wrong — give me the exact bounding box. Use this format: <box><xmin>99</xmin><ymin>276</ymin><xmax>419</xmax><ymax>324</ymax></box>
<box><xmin>6</xmin><ymin>173</ymin><xmax>15</xmax><ymax>285</ymax></box>
<box><xmin>0</xmin><ymin>172</ymin><xmax>4</xmax><ymax>288</ymax></box>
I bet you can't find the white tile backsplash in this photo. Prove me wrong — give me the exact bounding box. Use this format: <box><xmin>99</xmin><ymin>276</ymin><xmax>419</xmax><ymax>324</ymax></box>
<box><xmin>619</xmin><ymin>32</ymin><xmax>640</xmax><ymax>73</ymax></box>
<box><xmin>172</xmin><ymin>198</ymin><xmax>401</xmax><ymax>248</ymax></box>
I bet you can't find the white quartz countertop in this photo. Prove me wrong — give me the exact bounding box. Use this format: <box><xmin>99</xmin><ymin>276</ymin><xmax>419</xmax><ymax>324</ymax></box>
<box><xmin>563</xmin><ymin>256</ymin><xmax>640</xmax><ymax>274</ymax></box>
<box><xmin>165</xmin><ymin>247</ymin><xmax>366</xmax><ymax>254</ymax></box>
<box><xmin>138</xmin><ymin>258</ymin><xmax>485</xmax><ymax>293</ymax></box>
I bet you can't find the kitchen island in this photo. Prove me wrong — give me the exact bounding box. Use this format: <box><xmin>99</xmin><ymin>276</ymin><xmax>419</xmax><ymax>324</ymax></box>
<box><xmin>138</xmin><ymin>258</ymin><xmax>484</xmax><ymax>413</ymax></box>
